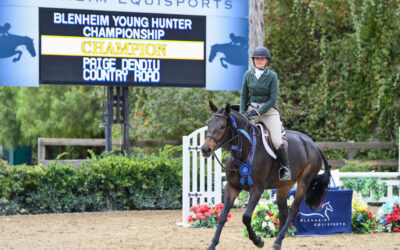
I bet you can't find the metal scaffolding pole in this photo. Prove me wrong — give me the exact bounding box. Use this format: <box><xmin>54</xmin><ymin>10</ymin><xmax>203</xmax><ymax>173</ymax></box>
<box><xmin>123</xmin><ymin>87</ymin><xmax>130</xmax><ymax>154</ymax></box>
<box><xmin>104</xmin><ymin>86</ymin><xmax>130</xmax><ymax>154</ymax></box>
<box><xmin>105</xmin><ymin>86</ymin><xmax>113</xmax><ymax>152</ymax></box>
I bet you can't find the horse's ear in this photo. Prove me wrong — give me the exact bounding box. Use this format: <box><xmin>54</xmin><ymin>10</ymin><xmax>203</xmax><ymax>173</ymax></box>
<box><xmin>224</xmin><ymin>103</ymin><xmax>231</xmax><ymax>115</ymax></box>
<box><xmin>209</xmin><ymin>100</ymin><xmax>218</xmax><ymax>113</ymax></box>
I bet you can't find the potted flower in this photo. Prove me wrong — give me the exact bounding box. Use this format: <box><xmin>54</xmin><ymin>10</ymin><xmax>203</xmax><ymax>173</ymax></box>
<box><xmin>243</xmin><ymin>197</ymin><xmax>296</xmax><ymax>238</ymax></box>
<box><xmin>351</xmin><ymin>192</ymin><xmax>382</xmax><ymax>233</ymax></box>
<box><xmin>378</xmin><ymin>197</ymin><xmax>400</xmax><ymax>232</ymax></box>
<box><xmin>188</xmin><ymin>203</ymin><xmax>231</xmax><ymax>228</ymax></box>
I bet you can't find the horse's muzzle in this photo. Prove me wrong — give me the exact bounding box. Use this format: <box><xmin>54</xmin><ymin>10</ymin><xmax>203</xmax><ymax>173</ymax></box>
<box><xmin>201</xmin><ymin>145</ymin><xmax>212</xmax><ymax>158</ymax></box>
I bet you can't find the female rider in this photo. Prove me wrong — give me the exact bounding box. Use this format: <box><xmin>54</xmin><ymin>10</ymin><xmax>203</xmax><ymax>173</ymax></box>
<box><xmin>239</xmin><ymin>46</ymin><xmax>291</xmax><ymax>181</ymax></box>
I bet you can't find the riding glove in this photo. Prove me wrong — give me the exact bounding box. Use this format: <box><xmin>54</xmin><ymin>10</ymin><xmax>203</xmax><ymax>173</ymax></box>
<box><xmin>245</xmin><ymin>110</ymin><xmax>259</xmax><ymax>118</ymax></box>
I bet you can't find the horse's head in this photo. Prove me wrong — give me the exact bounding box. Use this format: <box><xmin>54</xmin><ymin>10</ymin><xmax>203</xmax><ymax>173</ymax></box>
<box><xmin>24</xmin><ymin>36</ymin><xmax>36</xmax><ymax>57</ymax></box>
<box><xmin>322</xmin><ymin>201</ymin><xmax>333</xmax><ymax>212</ymax></box>
<box><xmin>208</xmin><ymin>44</ymin><xmax>218</xmax><ymax>63</ymax></box>
<box><xmin>201</xmin><ymin>101</ymin><xmax>232</xmax><ymax>157</ymax></box>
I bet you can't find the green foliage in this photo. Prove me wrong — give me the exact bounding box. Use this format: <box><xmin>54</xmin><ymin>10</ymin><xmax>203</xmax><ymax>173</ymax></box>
<box><xmin>236</xmin><ymin>190</ymin><xmax>272</xmax><ymax>208</ymax></box>
<box><xmin>0</xmin><ymin>146</ymin><xmax>182</xmax><ymax>215</ymax></box>
<box><xmin>340</xmin><ymin>161</ymin><xmax>375</xmax><ymax>172</ymax></box>
<box><xmin>0</xmin><ymin>88</ymin><xmax>22</xmax><ymax>148</ymax></box>
<box><xmin>0</xmin><ymin>85</ymin><xmax>104</xmax><ymax>151</ymax></box>
<box><xmin>130</xmin><ymin>87</ymin><xmax>239</xmax><ymax>140</ymax></box>
<box><xmin>265</xmin><ymin>0</ymin><xmax>400</xmax><ymax>143</ymax></box>
<box><xmin>342</xmin><ymin>177</ymin><xmax>386</xmax><ymax>201</ymax></box>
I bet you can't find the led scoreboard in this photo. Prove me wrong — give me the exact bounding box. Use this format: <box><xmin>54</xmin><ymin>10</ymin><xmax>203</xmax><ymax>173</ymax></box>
<box><xmin>39</xmin><ymin>8</ymin><xmax>206</xmax><ymax>87</ymax></box>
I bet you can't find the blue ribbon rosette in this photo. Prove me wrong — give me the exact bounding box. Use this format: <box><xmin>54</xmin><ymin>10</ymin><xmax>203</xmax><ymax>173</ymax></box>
<box><xmin>239</xmin><ymin>163</ymin><xmax>253</xmax><ymax>186</ymax></box>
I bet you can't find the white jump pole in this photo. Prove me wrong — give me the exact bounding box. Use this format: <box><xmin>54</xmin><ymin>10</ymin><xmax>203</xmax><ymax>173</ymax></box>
<box><xmin>338</xmin><ymin>172</ymin><xmax>400</xmax><ymax>178</ymax></box>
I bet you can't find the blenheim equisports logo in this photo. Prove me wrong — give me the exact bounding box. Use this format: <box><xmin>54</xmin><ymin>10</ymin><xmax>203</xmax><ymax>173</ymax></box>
<box><xmin>299</xmin><ymin>201</ymin><xmax>347</xmax><ymax>227</ymax></box>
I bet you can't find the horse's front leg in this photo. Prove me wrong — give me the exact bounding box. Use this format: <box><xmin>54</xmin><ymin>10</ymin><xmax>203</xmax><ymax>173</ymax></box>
<box><xmin>208</xmin><ymin>182</ymin><xmax>240</xmax><ymax>250</ymax></box>
<box><xmin>219</xmin><ymin>57</ymin><xmax>228</xmax><ymax>68</ymax></box>
<box><xmin>13</xmin><ymin>50</ymin><xmax>22</xmax><ymax>62</ymax></box>
<box><xmin>243</xmin><ymin>187</ymin><xmax>264</xmax><ymax>248</ymax></box>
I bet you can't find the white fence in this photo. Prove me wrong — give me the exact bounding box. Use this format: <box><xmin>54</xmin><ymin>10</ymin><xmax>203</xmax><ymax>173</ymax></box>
<box><xmin>333</xmin><ymin>128</ymin><xmax>400</xmax><ymax>203</ymax></box>
<box><xmin>181</xmin><ymin>126</ymin><xmax>222</xmax><ymax>225</ymax></box>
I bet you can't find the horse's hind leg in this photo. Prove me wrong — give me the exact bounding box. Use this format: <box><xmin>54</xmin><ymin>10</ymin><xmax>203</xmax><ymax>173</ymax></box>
<box><xmin>208</xmin><ymin>183</ymin><xmax>240</xmax><ymax>250</ymax></box>
<box><xmin>276</xmin><ymin>185</ymin><xmax>293</xmax><ymax>233</ymax></box>
<box><xmin>243</xmin><ymin>188</ymin><xmax>264</xmax><ymax>248</ymax></box>
<box><xmin>272</xmin><ymin>182</ymin><xmax>308</xmax><ymax>250</ymax></box>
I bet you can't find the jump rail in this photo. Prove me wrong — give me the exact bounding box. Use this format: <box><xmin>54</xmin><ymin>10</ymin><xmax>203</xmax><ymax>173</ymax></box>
<box><xmin>38</xmin><ymin>138</ymin><xmax>181</xmax><ymax>167</ymax></box>
<box><xmin>38</xmin><ymin>138</ymin><xmax>123</xmax><ymax>167</ymax></box>
<box><xmin>315</xmin><ymin>141</ymin><xmax>397</xmax><ymax>168</ymax></box>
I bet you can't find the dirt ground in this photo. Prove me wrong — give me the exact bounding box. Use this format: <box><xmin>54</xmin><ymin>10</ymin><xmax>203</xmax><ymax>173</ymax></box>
<box><xmin>1</xmin><ymin>208</ymin><xmax>400</xmax><ymax>250</ymax></box>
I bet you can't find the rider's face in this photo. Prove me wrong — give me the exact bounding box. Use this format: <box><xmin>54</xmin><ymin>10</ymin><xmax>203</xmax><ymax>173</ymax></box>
<box><xmin>254</xmin><ymin>57</ymin><xmax>268</xmax><ymax>69</ymax></box>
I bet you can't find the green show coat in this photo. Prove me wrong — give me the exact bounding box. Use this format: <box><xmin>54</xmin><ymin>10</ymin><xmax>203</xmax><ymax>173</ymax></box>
<box><xmin>239</xmin><ymin>68</ymin><xmax>280</xmax><ymax>115</ymax></box>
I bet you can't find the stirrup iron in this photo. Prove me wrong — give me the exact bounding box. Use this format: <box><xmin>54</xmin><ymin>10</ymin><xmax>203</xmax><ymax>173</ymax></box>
<box><xmin>279</xmin><ymin>166</ymin><xmax>291</xmax><ymax>181</ymax></box>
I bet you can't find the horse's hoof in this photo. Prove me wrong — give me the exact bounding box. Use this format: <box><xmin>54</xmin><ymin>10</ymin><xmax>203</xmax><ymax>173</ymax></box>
<box><xmin>270</xmin><ymin>243</ymin><xmax>281</xmax><ymax>250</ymax></box>
<box><xmin>253</xmin><ymin>236</ymin><xmax>264</xmax><ymax>248</ymax></box>
<box><xmin>256</xmin><ymin>239</ymin><xmax>264</xmax><ymax>248</ymax></box>
<box><xmin>207</xmin><ymin>246</ymin><xmax>216</xmax><ymax>250</ymax></box>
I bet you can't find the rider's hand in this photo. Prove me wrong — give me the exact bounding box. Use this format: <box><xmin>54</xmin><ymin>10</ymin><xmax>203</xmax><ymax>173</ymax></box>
<box><xmin>245</xmin><ymin>110</ymin><xmax>259</xmax><ymax>118</ymax></box>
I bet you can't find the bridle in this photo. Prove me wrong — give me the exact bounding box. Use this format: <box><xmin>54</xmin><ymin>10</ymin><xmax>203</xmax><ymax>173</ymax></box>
<box><xmin>205</xmin><ymin>113</ymin><xmax>255</xmax><ymax>174</ymax></box>
<box><xmin>205</xmin><ymin>113</ymin><xmax>239</xmax><ymax>150</ymax></box>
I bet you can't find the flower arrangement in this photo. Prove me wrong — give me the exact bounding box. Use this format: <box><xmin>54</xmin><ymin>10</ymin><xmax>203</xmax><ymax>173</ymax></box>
<box><xmin>188</xmin><ymin>203</ymin><xmax>231</xmax><ymax>228</ymax></box>
<box><xmin>378</xmin><ymin>197</ymin><xmax>400</xmax><ymax>232</ymax></box>
<box><xmin>351</xmin><ymin>192</ymin><xmax>382</xmax><ymax>234</ymax></box>
<box><xmin>243</xmin><ymin>196</ymin><xmax>296</xmax><ymax>238</ymax></box>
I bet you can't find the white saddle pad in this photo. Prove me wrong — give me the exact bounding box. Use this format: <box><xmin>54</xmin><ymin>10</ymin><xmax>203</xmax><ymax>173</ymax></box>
<box><xmin>256</xmin><ymin>124</ymin><xmax>277</xmax><ymax>159</ymax></box>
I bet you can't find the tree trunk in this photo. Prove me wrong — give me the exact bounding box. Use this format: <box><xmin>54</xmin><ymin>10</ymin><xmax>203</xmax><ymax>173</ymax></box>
<box><xmin>249</xmin><ymin>0</ymin><xmax>265</xmax><ymax>67</ymax></box>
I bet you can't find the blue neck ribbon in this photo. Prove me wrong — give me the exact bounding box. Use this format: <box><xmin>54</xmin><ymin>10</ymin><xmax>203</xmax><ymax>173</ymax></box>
<box><xmin>229</xmin><ymin>115</ymin><xmax>257</xmax><ymax>186</ymax></box>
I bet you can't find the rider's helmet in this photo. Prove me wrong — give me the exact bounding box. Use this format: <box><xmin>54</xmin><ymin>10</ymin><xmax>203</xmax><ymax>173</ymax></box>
<box><xmin>251</xmin><ymin>46</ymin><xmax>271</xmax><ymax>66</ymax></box>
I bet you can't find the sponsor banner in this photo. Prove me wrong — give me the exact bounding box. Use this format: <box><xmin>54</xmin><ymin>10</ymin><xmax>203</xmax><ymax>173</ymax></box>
<box><xmin>293</xmin><ymin>189</ymin><xmax>353</xmax><ymax>236</ymax></box>
<box><xmin>1</xmin><ymin>0</ymin><xmax>246</xmax><ymax>18</ymax></box>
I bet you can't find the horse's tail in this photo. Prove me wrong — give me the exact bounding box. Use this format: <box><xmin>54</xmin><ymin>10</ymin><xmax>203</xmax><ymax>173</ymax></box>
<box><xmin>304</xmin><ymin>148</ymin><xmax>331</xmax><ymax>211</ymax></box>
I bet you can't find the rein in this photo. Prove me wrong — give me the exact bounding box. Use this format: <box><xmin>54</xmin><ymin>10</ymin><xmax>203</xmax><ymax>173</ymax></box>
<box><xmin>207</xmin><ymin>113</ymin><xmax>258</xmax><ymax>186</ymax></box>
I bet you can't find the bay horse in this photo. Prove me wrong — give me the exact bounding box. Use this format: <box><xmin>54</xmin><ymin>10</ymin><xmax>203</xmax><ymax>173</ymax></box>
<box><xmin>201</xmin><ymin>101</ymin><xmax>331</xmax><ymax>250</ymax></box>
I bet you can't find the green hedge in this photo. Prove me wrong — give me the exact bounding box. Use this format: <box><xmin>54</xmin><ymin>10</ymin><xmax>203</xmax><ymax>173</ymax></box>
<box><xmin>0</xmin><ymin>146</ymin><xmax>182</xmax><ymax>215</ymax></box>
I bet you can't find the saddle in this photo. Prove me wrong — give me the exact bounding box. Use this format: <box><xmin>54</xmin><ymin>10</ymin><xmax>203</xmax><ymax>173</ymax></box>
<box><xmin>256</xmin><ymin>123</ymin><xmax>288</xmax><ymax>160</ymax></box>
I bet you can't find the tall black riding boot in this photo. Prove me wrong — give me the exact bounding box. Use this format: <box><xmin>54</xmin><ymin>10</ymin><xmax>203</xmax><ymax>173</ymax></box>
<box><xmin>276</xmin><ymin>144</ymin><xmax>291</xmax><ymax>181</ymax></box>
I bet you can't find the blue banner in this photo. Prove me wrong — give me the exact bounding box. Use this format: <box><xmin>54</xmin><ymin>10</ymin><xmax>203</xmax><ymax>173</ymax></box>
<box><xmin>293</xmin><ymin>189</ymin><xmax>353</xmax><ymax>236</ymax></box>
<box><xmin>1</xmin><ymin>0</ymin><xmax>247</xmax><ymax>18</ymax></box>
<box><xmin>206</xmin><ymin>16</ymin><xmax>248</xmax><ymax>90</ymax></box>
<box><xmin>0</xmin><ymin>6</ymin><xmax>39</xmax><ymax>87</ymax></box>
